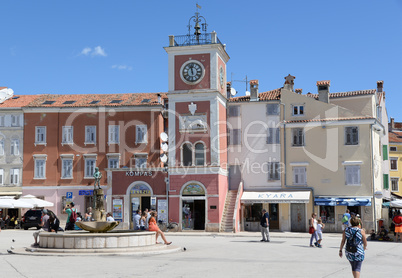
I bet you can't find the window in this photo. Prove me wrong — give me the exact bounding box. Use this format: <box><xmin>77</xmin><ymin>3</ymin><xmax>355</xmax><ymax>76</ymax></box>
<box><xmin>228</xmin><ymin>106</ymin><xmax>240</xmax><ymax>117</ymax></box>
<box><xmin>182</xmin><ymin>143</ymin><xmax>192</xmax><ymax>166</ymax></box>
<box><xmin>266</xmin><ymin>104</ymin><xmax>279</xmax><ymax>115</ymax></box>
<box><xmin>391</xmin><ymin>178</ymin><xmax>399</xmax><ymax>192</ymax></box>
<box><xmin>292</xmin><ymin>105</ymin><xmax>304</xmax><ymax>116</ymax></box>
<box><xmin>383</xmin><ymin>174</ymin><xmax>389</xmax><ymax>190</ymax></box>
<box><xmin>89</xmin><ymin>100</ymin><xmax>100</xmax><ymax>104</ymax></box>
<box><xmin>136</xmin><ymin>125</ymin><xmax>147</xmax><ymax>144</ymax></box>
<box><xmin>135</xmin><ymin>154</ymin><xmax>147</xmax><ymax>168</ymax></box>
<box><xmin>0</xmin><ymin>115</ymin><xmax>4</xmax><ymax>127</ymax></box>
<box><xmin>345</xmin><ymin>127</ymin><xmax>359</xmax><ymax>145</ymax></box>
<box><xmin>141</xmin><ymin>99</ymin><xmax>150</xmax><ymax>103</ymax></box>
<box><xmin>62</xmin><ymin>126</ymin><xmax>73</xmax><ymax>144</ymax></box>
<box><xmin>84</xmin><ymin>158</ymin><xmax>96</xmax><ymax>178</ymax></box>
<box><xmin>110</xmin><ymin>100</ymin><xmax>122</xmax><ymax>104</ymax></box>
<box><xmin>319</xmin><ymin>206</ymin><xmax>335</xmax><ymax>224</ymax></box>
<box><xmin>0</xmin><ymin>140</ymin><xmax>4</xmax><ymax>155</ymax></box>
<box><xmin>108</xmin><ymin>125</ymin><xmax>119</xmax><ymax>144</ymax></box>
<box><xmin>229</xmin><ymin>129</ymin><xmax>241</xmax><ymax>145</ymax></box>
<box><xmin>62</xmin><ymin>159</ymin><xmax>73</xmax><ymax>179</ymax></box>
<box><xmin>108</xmin><ymin>158</ymin><xmax>119</xmax><ymax>169</ymax></box>
<box><xmin>34</xmin><ymin>159</ymin><xmax>46</xmax><ymax>179</ymax></box>
<box><xmin>390</xmin><ymin>157</ymin><xmax>398</xmax><ymax>170</ymax></box>
<box><xmin>195</xmin><ymin>143</ymin><xmax>205</xmax><ymax>166</ymax></box>
<box><xmin>42</xmin><ymin>100</ymin><xmax>55</xmax><ymax>105</ymax></box>
<box><xmin>267</xmin><ymin>128</ymin><xmax>280</xmax><ymax>144</ymax></box>
<box><xmin>10</xmin><ymin>139</ymin><xmax>19</xmax><ymax>155</ymax></box>
<box><xmin>383</xmin><ymin>145</ymin><xmax>388</xmax><ymax>160</ymax></box>
<box><xmin>0</xmin><ymin>169</ymin><xmax>3</xmax><ymax>185</ymax></box>
<box><xmin>10</xmin><ymin>169</ymin><xmax>19</xmax><ymax>184</ymax></box>
<box><xmin>85</xmin><ymin>126</ymin><xmax>96</xmax><ymax>144</ymax></box>
<box><xmin>293</xmin><ymin>167</ymin><xmax>306</xmax><ymax>185</ymax></box>
<box><xmin>268</xmin><ymin>162</ymin><xmax>280</xmax><ymax>180</ymax></box>
<box><xmin>345</xmin><ymin>165</ymin><xmax>360</xmax><ymax>185</ymax></box>
<box><xmin>63</xmin><ymin>101</ymin><xmax>76</xmax><ymax>105</ymax></box>
<box><xmin>292</xmin><ymin>128</ymin><xmax>304</xmax><ymax>146</ymax></box>
<box><xmin>11</xmin><ymin>115</ymin><xmax>20</xmax><ymax>127</ymax></box>
<box><xmin>390</xmin><ymin>146</ymin><xmax>397</xmax><ymax>152</ymax></box>
<box><xmin>35</xmin><ymin>127</ymin><xmax>46</xmax><ymax>144</ymax></box>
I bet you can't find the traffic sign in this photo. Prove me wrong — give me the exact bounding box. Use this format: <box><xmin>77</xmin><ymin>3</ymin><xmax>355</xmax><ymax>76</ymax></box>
<box><xmin>66</xmin><ymin>192</ymin><xmax>73</xmax><ymax>198</ymax></box>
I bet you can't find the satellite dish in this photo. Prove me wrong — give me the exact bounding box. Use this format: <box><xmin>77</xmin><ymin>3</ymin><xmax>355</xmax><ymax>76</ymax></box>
<box><xmin>161</xmin><ymin>142</ymin><xmax>168</xmax><ymax>152</ymax></box>
<box><xmin>230</xmin><ymin>87</ymin><xmax>237</xmax><ymax>96</ymax></box>
<box><xmin>0</xmin><ymin>88</ymin><xmax>14</xmax><ymax>104</ymax></box>
<box><xmin>245</xmin><ymin>91</ymin><xmax>250</xmax><ymax>96</ymax></box>
<box><xmin>160</xmin><ymin>153</ymin><xmax>168</xmax><ymax>163</ymax></box>
<box><xmin>160</xmin><ymin>132</ymin><xmax>168</xmax><ymax>142</ymax></box>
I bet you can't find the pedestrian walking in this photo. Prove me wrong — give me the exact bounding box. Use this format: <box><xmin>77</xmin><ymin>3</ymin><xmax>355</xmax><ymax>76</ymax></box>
<box><xmin>63</xmin><ymin>202</ymin><xmax>77</xmax><ymax>231</ymax></box>
<box><xmin>309</xmin><ymin>213</ymin><xmax>318</xmax><ymax>247</ymax></box>
<box><xmin>260</xmin><ymin>209</ymin><xmax>270</xmax><ymax>242</ymax></box>
<box><xmin>392</xmin><ymin>210</ymin><xmax>402</xmax><ymax>242</ymax></box>
<box><xmin>339</xmin><ymin>216</ymin><xmax>367</xmax><ymax>278</ymax></box>
<box><xmin>316</xmin><ymin>218</ymin><xmax>325</xmax><ymax>247</ymax></box>
<box><xmin>342</xmin><ymin>209</ymin><xmax>351</xmax><ymax>231</ymax></box>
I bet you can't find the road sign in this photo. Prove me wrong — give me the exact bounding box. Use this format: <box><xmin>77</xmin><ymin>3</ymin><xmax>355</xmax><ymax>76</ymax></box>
<box><xmin>66</xmin><ymin>192</ymin><xmax>73</xmax><ymax>198</ymax></box>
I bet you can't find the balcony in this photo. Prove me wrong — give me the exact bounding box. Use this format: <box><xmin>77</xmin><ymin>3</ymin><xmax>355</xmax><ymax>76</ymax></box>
<box><xmin>168</xmin><ymin>32</ymin><xmax>223</xmax><ymax>48</ymax></box>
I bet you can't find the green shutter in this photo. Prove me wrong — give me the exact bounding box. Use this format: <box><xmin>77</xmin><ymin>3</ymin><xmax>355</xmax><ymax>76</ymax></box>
<box><xmin>383</xmin><ymin>145</ymin><xmax>388</xmax><ymax>160</ymax></box>
<box><xmin>383</xmin><ymin>174</ymin><xmax>389</xmax><ymax>190</ymax></box>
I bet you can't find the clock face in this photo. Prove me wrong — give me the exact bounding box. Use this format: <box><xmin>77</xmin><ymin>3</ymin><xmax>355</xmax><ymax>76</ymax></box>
<box><xmin>219</xmin><ymin>66</ymin><xmax>224</xmax><ymax>88</ymax></box>
<box><xmin>180</xmin><ymin>60</ymin><xmax>205</xmax><ymax>84</ymax></box>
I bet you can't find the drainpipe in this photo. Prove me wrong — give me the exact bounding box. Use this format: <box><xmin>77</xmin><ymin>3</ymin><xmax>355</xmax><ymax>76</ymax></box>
<box><xmin>370</xmin><ymin>123</ymin><xmax>377</xmax><ymax>232</ymax></box>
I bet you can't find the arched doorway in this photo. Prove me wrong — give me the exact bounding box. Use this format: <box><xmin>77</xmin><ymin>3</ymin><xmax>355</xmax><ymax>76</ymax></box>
<box><xmin>128</xmin><ymin>182</ymin><xmax>153</xmax><ymax>229</ymax></box>
<box><xmin>181</xmin><ymin>182</ymin><xmax>206</xmax><ymax>230</ymax></box>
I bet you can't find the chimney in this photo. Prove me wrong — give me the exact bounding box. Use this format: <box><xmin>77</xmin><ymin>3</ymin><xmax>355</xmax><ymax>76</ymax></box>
<box><xmin>377</xmin><ymin>80</ymin><xmax>384</xmax><ymax>93</ymax></box>
<box><xmin>250</xmin><ymin>80</ymin><xmax>259</xmax><ymax>101</ymax></box>
<box><xmin>391</xmin><ymin>117</ymin><xmax>395</xmax><ymax>129</ymax></box>
<box><xmin>295</xmin><ymin>88</ymin><xmax>303</xmax><ymax>94</ymax></box>
<box><xmin>317</xmin><ymin>80</ymin><xmax>330</xmax><ymax>103</ymax></box>
<box><xmin>283</xmin><ymin>74</ymin><xmax>295</xmax><ymax>91</ymax></box>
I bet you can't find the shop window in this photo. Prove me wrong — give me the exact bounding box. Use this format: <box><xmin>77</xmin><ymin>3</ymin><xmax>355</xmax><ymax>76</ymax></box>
<box><xmin>319</xmin><ymin>206</ymin><xmax>335</xmax><ymax>224</ymax></box>
<box><xmin>244</xmin><ymin>203</ymin><xmax>262</xmax><ymax>222</ymax></box>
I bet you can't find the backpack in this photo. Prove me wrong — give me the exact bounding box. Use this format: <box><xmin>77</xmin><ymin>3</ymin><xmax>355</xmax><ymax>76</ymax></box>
<box><xmin>69</xmin><ymin>209</ymin><xmax>77</xmax><ymax>224</ymax></box>
<box><xmin>342</xmin><ymin>214</ymin><xmax>349</xmax><ymax>224</ymax></box>
<box><xmin>345</xmin><ymin>228</ymin><xmax>358</xmax><ymax>253</ymax></box>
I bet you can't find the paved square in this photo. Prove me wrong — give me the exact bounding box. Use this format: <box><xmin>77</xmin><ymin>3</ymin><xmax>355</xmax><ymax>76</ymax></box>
<box><xmin>0</xmin><ymin>230</ymin><xmax>401</xmax><ymax>277</ymax></box>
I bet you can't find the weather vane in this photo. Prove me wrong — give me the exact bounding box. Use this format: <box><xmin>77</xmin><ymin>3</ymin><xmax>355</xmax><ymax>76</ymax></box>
<box><xmin>188</xmin><ymin>3</ymin><xmax>207</xmax><ymax>38</ymax></box>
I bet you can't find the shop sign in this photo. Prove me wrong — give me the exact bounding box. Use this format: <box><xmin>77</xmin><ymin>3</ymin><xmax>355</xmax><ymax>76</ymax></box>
<box><xmin>79</xmin><ymin>190</ymin><xmax>94</xmax><ymax>196</ymax></box>
<box><xmin>130</xmin><ymin>184</ymin><xmax>151</xmax><ymax>195</ymax></box>
<box><xmin>182</xmin><ymin>184</ymin><xmax>205</xmax><ymax>196</ymax></box>
<box><xmin>126</xmin><ymin>171</ymin><xmax>153</xmax><ymax>177</ymax></box>
<box><xmin>257</xmin><ymin>193</ymin><xmax>294</xmax><ymax>199</ymax></box>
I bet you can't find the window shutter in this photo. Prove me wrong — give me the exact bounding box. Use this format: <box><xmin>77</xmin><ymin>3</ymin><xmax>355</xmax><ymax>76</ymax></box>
<box><xmin>383</xmin><ymin>145</ymin><xmax>388</xmax><ymax>160</ymax></box>
<box><xmin>0</xmin><ymin>169</ymin><xmax>3</xmax><ymax>184</ymax></box>
<box><xmin>383</xmin><ymin>174</ymin><xmax>389</xmax><ymax>190</ymax></box>
<box><xmin>0</xmin><ymin>141</ymin><xmax>3</xmax><ymax>155</ymax></box>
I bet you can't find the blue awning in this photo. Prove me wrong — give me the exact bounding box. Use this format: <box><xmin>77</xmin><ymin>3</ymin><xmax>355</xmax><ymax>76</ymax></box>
<box><xmin>315</xmin><ymin>197</ymin><xmax>371</xmax><ymax>206</ymax></box>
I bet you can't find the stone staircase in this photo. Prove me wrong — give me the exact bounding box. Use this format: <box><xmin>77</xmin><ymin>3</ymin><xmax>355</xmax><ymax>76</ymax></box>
<box><xmin>220</xmin><ymin>190</ymin><xmax>238</xmax><ymax>232</ymax></box>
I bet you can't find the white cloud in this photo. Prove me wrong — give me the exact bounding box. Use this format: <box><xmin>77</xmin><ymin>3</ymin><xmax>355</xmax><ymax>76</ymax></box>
<box><xmin>80</xmin><ymin>46</ymin><xmax>107</xmax><ymax>57</ymax></box>
<box><xmin>81</xmin><ymin>47</ymin><xmax>92</xmax><ymax>55</ymax></box>
<box><xmin>92</xmin><ymin>46</ymin><xmax>107</xmax><ymax>57</ymax></box>
<box><xmin>112</xmin><ymin>65</ymin><xmax>133</xmax><ymax>71</ymax></box>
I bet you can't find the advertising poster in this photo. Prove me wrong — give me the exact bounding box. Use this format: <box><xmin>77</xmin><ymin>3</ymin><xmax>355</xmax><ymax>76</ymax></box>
<box><xmin>157</xmin><ymin>199</ymin><xmax>168</xmax><ymax>223</ymax></box>
<box><xmin>112</xmin><ymin>198</ymin><xmax>123</xmax><ymax>221</ymax></box>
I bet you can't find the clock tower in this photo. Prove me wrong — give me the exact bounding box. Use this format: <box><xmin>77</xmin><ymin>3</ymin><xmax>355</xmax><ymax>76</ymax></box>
<box><xmin>164</xmin><ymin>10</ymin><xmax>230</xmax><ymax>232</ymax></box>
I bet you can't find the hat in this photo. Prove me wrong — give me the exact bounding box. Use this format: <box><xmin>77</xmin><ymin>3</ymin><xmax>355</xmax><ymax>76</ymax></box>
<box><xmin>42</xmin><ymin>209</ymin><xmax>48</xmax><ymax>214</ymax></box>
<box><xmin>70</xmin><ymin>202</ymin><xmax>75</xmax><ymax>207</ymax></box>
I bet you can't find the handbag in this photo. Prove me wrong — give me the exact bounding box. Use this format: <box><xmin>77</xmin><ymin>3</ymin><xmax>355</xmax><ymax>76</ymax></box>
<box><xmin>309</xmin><ymin>226</ymin><xmax>314</xmax><ymax>234</ymax></box>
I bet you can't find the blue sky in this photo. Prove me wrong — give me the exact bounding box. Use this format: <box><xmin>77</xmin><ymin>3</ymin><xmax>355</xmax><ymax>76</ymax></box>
<box><xmin>1</xmin><ymin>0</ymin><xmax>401</xmax><ymax>121</ymax></box>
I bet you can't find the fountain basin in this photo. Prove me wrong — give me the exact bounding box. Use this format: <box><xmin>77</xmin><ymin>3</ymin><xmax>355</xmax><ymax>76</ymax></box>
<box><xmin>75</xmin><ymin>221</ymin><xmax>119</xmax><ymax>233</ymax></box>
<box><xmin>39</xmin><ymin>231</ymin><xmax>156</xmax><ymax>249</ymax></box>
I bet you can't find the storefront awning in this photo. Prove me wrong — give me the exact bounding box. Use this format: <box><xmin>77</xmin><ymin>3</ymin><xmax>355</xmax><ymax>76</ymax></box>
<box><xmin>241</xmin><ymin>191</ymin><xmax>311</xmax><ymax>204</ymax></box>
<box><xmin>314</xmin><ymin>197</ymin><xmax>371</xmax><ymax>207</ymax></box>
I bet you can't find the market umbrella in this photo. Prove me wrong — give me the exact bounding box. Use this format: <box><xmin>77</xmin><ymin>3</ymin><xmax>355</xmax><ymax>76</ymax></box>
<box><xmin>19</xmin><ymin>194</ymin><xmax>54</xmax><ymax>207</ymax></box>
<box><xmin>0</xmin><ymin>197</ymin><xmax>34</xmax><ymax>209</ymax></box>
<box><xmin>390</xmin><ymin>200</ymin><xmax>402</xmax><ymax>208</ymax></box>
<box><xmin>0</xmin><ymin>199</ymin><xmax>14</xmax><ymax>208</ymax></box>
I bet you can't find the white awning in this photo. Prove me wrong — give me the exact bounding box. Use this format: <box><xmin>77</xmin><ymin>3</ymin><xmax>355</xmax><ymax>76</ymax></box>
<box><xmin>241</xmin><ymin>191</ymin><xmax>311</xmax><ymax>204</ymax></box>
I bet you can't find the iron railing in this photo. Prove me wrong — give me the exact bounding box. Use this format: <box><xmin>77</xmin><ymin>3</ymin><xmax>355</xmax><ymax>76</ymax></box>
<box><xmin>170</xmin><ymin>33</ymin><xmax>223</xmax><ymax>47</ymax></box>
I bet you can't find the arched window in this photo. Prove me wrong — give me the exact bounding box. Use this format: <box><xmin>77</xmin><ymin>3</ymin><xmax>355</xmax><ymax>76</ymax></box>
<box><xmin>194</xmin><ymin>143</ymin><xmax>205</xmax><ymax>166</ymax></box>
<box><xmin>182</xmin><ymin>143</ymin><xmax>193</xmax><ymax>166</ymax></box>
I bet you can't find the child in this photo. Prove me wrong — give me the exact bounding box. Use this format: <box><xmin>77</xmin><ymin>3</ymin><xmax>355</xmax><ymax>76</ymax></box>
<box><xmin>316</xmin><ymin>219</ymin><xmax>325</xmax><ymax>248</ymax></box>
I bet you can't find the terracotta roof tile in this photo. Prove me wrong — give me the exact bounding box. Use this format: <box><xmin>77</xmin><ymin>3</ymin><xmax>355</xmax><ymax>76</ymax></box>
<box><xmin>26</xmin><ymin>93</ymin><xmax>167</xmax><ymax>108</ymax></box>
<box><xmin>316</xmin><ymin>80</ymin><xmax>330</xmax><ymax>86</ymax></box>
<box><xmin>306</xmin><ymin>89</ymin><xmax>376</xmax><ymax>99</ymax></box>
<box><xmin>229</xmin><ymin>88</ymin><xmax>281</xmax><ymax>102</ymax></box>
<box><xmin>389</xmin><ymin>131</ymin><xmax>402</xmax><ymax>143</ymax></box>
<box><xmin>0</xmin><ymin>95</ymin><xmax>39</xmax><ymax>108</ymax></box>
<box><xmin>283</xmin><ymin>116</ymin><xmax>374</xmax><ymax>124</ymax></box>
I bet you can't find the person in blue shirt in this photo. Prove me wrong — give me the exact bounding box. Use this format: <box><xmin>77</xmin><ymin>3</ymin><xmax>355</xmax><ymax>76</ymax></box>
<box><xmin>342</xmin><ymin>209</ymin><xmax>351</xmax><ymax>231</ymax></box>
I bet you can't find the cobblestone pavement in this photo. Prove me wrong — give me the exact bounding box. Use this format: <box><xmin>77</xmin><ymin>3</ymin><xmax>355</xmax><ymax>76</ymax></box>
<box><xmin>0</xmin><ymin>229</ymin><xmax>401</xmax><ymax>278</ymax></box>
